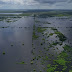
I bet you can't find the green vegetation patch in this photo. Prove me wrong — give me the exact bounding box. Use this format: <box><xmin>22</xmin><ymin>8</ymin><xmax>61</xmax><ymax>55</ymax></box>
<box><xmin>49</xmin><ymin>33</ymin><xmax>54</xmax><ymax>36</ymax></box>
<box><xmin>52</xmin><ymin>42</ymin><xmax>59</xmax><ymax>46</ymax></box>
<box><xmin>32</xmin><ymin>25</ymin><xmax>39</xmax><ymax>39</ymax></box>
<box><xmin>16</xmin><ymin>61</ymin><xmax>26</xmax><ymax>64</ymax></box>
<box><xmin>32</xmin><ymin>33</ymin><xmax>39</xmax><ymax>39</ymax></box>
<box><xmin>63</xmin><ymin>45</ymin><xmax>72</xmax><ymax>52</ymax></box>
<box><xmin>54</xmin><ymin>58</ymin><xmax>67</xmax><ymax>66</ymax></box>
<box><xmin>37</xmin><ymin>27</ymin><xmax>46</xmax><ymax>33</ymax></box>
<box><xmin>3</xmin><ymin>52</ymin><xmax>5</xmax><ymax>55</ymax></box>
<box><xmin>35</xmin><ymin>20</ymin><xmax>41</xmax><ymax>23</ymax></box>
<box><xmin>47</xmin><ymin>64</ymin><xmax>57</xmax><ymax>72</ymax></box>
<box><xmin>6</xmin><ymin>20</ymin><xmax>12</xmax><ymax>23</ymax></box>
<box><xmin>69</xmin><ymin>70</ymin><xmax>72</xmax><ymax>72</ymax></box>
<box><xmin>57</xmin><ymin>51</ymin><xmax>68</xmax><ymax>59</ymax></box>
<box><xmin>55</xmin><ymin>31</ymin><xmax>66</xmax><ymax>42</ymax></box>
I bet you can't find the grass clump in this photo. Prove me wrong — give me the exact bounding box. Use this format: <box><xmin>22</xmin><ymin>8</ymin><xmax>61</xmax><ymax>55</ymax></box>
<box><xmin>16</xmin><ymin>61</ymin><xmax>25</xmax><ymax>64</ymax></box>
<box><xmin>54</xmin><ymin>58</ymin><xmax>67</xmax><ymax>66</ymax></box>
<box><xmin>55</xmin><ymin>31</ymin><xmax>66</xmax><ymax>42</ymax></box>
<box><xmin>22</xmin><ymin>43</ymin><xmax>24</xmax><ymax>45</ymax></box>
<box><xmin>69</xmin><ymin>70</ymin><xmax>72</xmax><ymax>72</ymax></box>
<box><xmin>3</xmin><ymin>52</ymin><xmax>5</xmax><ymax>55</ymax></box>
<box><xmin>35</xmin><ymin>20</ymin><xmax>40</xmax><ymax>23</ymax></box>
<box><xmin>51</xmin><ymin>27</ymin><xmax>57</xmax><ymax>31</ymax></box>
<box><xmin>11</xmin><ymin>44</ymin><xmax>13</xmax><ymax>46</ymax></box>
<box><xmin>49</xmin><ymin>33</ymin><xmax>54</xmax><ymax>36</ymax></box>
<box><xmin>31</xmin><ymin>61</ymin><xmax>34</xmax><ymax>64</ymax></box>
<box><xmin>52</xmin><ymin>42</ymin><xmax>59</xmax><ymax>46</ymax></box>
<box><xmin>37</xmin><ymin>27</ymin><xmax>46</xmax><ymax>33</ymax></box>
<box><xmin>32</xmin><ymin>34</ymin><xmax>39</xmax><ymax>39</ymax></box>
<box><xmin>47</xmin><ymin>64</ymin><xmax>57</xmax><ymax>72</ymax></box>
<box><xmin>7</xmin><ymin>20</ymin><xmax>12</xmax><ymax>23</ymax></box>
<box><xmin>63</xmin><ymin>45</ymin><xmax>72</xmax><ymax>52</ymax></box>
<box><xmin>57</xmin><ymin>51</ymin><xmax>68</xmax><ymax>59</ymax></box>
<box><xmin>32</xmin><ymin>25</ymin><xmax>39</xmax><ymax>39</ymax></box>
<box><xmin>42</xmin><ymin>38</ymin><xmax>45</xmax><ymax>41</ymax></box>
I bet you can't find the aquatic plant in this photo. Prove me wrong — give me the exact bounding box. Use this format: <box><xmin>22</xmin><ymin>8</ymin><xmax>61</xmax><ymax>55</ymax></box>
<box><xmin>35</xmin><ymin>20</ymin><xmax>41</xmax><ymax>23</ymax></box>
<box><xmin>55</xmin><ymin>31</ymin><xmax>66</xmax><ymax>42</ymax></box>
<box><xmin>11</xmin><ymin>45</ymin><xmax>13</xmax><ymax>46</ymax></box>
<box><xmin>63</xmin><ymin>45</ymin><xmax>72</xmax><ymax>52</ymax></box>
<box><xmin>37</xmin><ymin>27</ymin><xmax>46</xmax><ymax>33</ymax></box>
<box><xmin>16</xmin><ymin>61</ymin><xmax>26</xmax><ymax>64</ymax></box>
<box><xmin>49</xmin><ymin>33</ymin><xmax>54</xmax><ymax>36</ymax></box>
<box><xmin>42</xmin><ymin>38</ymin><xmax>45</xmax><ymax>41</ymax></box>
<box><xmin>69</xmin><ymin>70</ymin><xmax>72</xmax><ymax>72</ymax></box>
<box><xmin>54</xmin><ymin>58</ymin><xmax>67</xmax><ymax>66</ymax></box>
<box><xmin>33</xmin><ymin>69</ymin><xmax>36</xmax><ymax>71</ymax></box>
<box><xmin>3</xmin><ymin>52</ymin><xmax>5</xmax><ymax>55</ymax></box>
<box><xmin>32</xmin><ymin>25</ymin><xmax>39</xmax><ymax>39</ymax></box>
<box><xmin>41</xmin><ymin>43</ymin><xmax>43</xmax><ymax>45</ymax></box>
<box><xmin>22</xmin><ymin>43</ymin><xmax>24</xmax><ymax>45</ymax></box>
<box><xmin>6</xmin><ymin>20</ymin><xmax>12</xmax><ymax>23</ymax></box>
<box><xmin>47</xmin><ymin>64</ymin><xmax>57</xmax><ymax>72</ymax></box>
<box><xmin>31</xmin><ymin>61</ymin><xmax>34</xmax><ymax>64</ymax></box>
<box><xmin>52</xmin><ymin>42</ymin><xmax>59</xmax><ymax>46</ymax></box>
<box><xmin>32</xmin><ymin>34</ymin><xmax>39</xmax><ymax>39</ymax></box>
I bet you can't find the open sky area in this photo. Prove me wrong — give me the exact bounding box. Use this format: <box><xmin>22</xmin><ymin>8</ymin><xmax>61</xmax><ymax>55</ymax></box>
<box><xmin>0</xmin><ymin>0</ymin><xmax>72</xmax><ymax>9</ymax></box>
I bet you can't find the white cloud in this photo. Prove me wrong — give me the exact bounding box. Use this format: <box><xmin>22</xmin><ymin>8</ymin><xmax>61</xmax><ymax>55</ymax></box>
<box><xmin>0</xmin><ymin>0</ymin><xmax>39</xmax><ymax>5</ymax></box>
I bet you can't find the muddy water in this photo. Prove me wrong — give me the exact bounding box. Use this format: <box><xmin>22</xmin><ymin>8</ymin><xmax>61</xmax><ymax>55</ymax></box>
<box><xmin>0</xmin><ymin>17</ymin><xmax>35</xmax><ymax>72</ymax></box>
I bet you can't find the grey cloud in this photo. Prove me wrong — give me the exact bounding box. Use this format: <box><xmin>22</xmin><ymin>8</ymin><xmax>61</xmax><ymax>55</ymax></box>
<box><xmin>0</xmin><ymin>1</ymin><xmax>7</xmax><ymax>4</ymax></box>
<box><xmin>68</xmin><ymin>0</ymin><xmax>72</xmax><ymax>3</ymax></box>
<box><xmin>34</xmin><ymin>0</ymin><xmax>68</xmax><ymax>4</ymax></box>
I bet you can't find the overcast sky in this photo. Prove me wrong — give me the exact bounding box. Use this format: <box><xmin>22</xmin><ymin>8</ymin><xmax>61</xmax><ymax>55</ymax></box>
<box><xmin>0</xmin><ymin>0</ymin><xmax>72</xmax><ymax>9</ymax></box>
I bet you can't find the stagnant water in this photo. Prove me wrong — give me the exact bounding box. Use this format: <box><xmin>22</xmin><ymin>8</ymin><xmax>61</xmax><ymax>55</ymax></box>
<box><xmin>0</xmin><ymin>16</ymin><xmax>72</xmax><ymax>72</ymax></box>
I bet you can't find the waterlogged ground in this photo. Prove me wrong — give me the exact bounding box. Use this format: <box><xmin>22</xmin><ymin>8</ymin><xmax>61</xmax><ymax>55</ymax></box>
<box><xmin>0</xmin><ymin>16</ymin><xmax>72</xmax><ymax>72</ymax></box>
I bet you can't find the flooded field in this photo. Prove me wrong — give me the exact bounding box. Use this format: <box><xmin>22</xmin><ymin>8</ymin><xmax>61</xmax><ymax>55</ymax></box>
<box><xmin>0</xmin><ymin>14</ymin><xmax>72</xmax><ymax>72</ymax></box>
